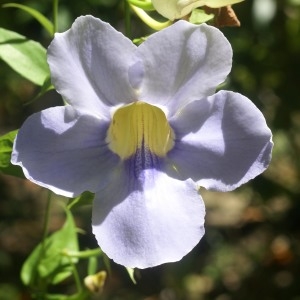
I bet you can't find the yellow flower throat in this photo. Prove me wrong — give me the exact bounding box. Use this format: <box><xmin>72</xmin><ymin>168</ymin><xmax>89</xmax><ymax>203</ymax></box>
<box><xmin>107</xmin><ymin>101</ymin><xmax>175</xmax><ymax>159</ymax></box>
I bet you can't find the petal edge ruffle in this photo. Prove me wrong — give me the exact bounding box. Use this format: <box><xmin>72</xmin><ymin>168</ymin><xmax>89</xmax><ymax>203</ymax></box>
<box><xmin>136</xmin><ymin>21</ymin><xmax>232</xmax><ymax>116</ymax></box>
<box><xmin>168</xmin><ymin>91</ymin><xmax>273</xmax><ymax>191</ymax></box>
<box><xmin>11</xmin><ymin>106</ymin><xmax>119</xmax><ymax>197</ymax></box>
<box><xmin>92</xmin><ymin>166</ymin><xmax>205</xmax><ymax>268</ymax></box>
<box><xmin>47</xmin><ymin>16</ymin><xmax>137</xmax><ymax>118</ymax></box>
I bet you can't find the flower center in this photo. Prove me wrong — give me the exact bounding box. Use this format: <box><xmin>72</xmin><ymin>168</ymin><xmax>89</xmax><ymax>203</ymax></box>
<box><xmin>106</xmin><ymin>101</ymin><xmax>175</xmax><ymax>159</ymax></box>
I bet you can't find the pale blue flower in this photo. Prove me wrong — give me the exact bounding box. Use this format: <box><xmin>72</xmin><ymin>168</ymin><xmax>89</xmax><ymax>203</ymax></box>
<box><xmin>11</xmin><ymin>16</ymin><xmax>273</xmax><ymax>268</ymax></box>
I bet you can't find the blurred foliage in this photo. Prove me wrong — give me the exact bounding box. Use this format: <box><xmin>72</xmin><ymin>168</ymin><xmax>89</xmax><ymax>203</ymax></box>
<box><xmin>0</xmin><ymin>0</ymin><xmax>300</xmax><ymax>299</ymax></box>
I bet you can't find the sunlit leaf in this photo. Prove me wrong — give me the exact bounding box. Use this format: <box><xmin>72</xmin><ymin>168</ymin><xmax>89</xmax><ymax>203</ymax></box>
<box><xmin>0</xmin><ymin>130</ymin><xmax>24</xmax><ymax>178</ymax></box>
<box><xmin>67</xmin><ymin>191</ymin><xmax>95</xmax><ymax>209</ymax></box>
<box><xmin>0</xmin><ymin>27</ymin><xmax>49</xmax><ymax>85</ymax></box>
<box><xmin>3</xmin><ymin>3</ymin><xmax>54</xmax><ymax>36</ymax></box>
<box><xmin>21</xmin><ymin>209</ymin><xmax>79</xmax><ymax>286</ymax></box>
<box><xmin>51</xmin><ymin>265</ymin><xmax>74</xmax><ymax>285</ymax></box>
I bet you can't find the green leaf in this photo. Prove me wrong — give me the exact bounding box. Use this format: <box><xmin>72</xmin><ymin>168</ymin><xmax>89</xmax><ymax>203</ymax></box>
<box><xmin>39</xmin><ymin>75</ymin><xmax>54</xmax><ymax>95</ymax></box>
<box><xmin>189</xmin><ymin>9</ymin><xmax>214</xmax><ymax>24</ymax></box>
<box><xmin>21</xmin><ymin>209</ymin><xmax>79</xmax><ymax>286</ymax></box>
<box><xmin>51</xmin><ymin>265</ymin><xmax>74</xmax><ymax>285</ymax></box>
<box><xmin>0</xmin><ymin>130</ymin><xmax>24</xmax><ymax>178</ymax></box>
<box><xmin>25</xmin><ymin>75</ymin><xmax>54</xmax><ymax>106</ymax></box>
<box><xmin>67</xmin><ymin>191</ymin><xmax>95</xmax><ymax>209</ymax></box>
<box><xmin>3</xmin><ymin>3</ymin><xmax>54</xmax><ymax>36</ymax></box>
<box><xmin>0</xmin><ymin>27</ymin><xmax>50</xmax><ymax>85</ymax></box>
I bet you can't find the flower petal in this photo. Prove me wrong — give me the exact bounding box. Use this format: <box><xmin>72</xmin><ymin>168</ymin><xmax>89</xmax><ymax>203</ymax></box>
<box><xmin>92</xmin><ymin>165</ymin><xmax>205</xmax><ymax>268</ymax></box>
<box><xmin>204</xmin><ymin>0</ymin><xmax>244</xmax><ymax>8</ymax></box>
<box><xmin>136</xmin><ymin>21</ymin><xmax>232</xmax><ymax>115</ymax></box>
<box><xmin>168</xmin><ymin>91</ymin><xmax>273</xmax><ymax>191</ymax></box>
<box><xmin>152</xmin><ymin>0</ymin><xmax>244</xmax><ymax>20</ymax></box>
<box><xmin>11</xmin><ymin>106</ymin><xmax>119</xmax><ymax>197</ymax></box>
<box><xmin>47</xmin><ymin>16</ymin><xmax>138</xmax><ymax>118</ymax></box>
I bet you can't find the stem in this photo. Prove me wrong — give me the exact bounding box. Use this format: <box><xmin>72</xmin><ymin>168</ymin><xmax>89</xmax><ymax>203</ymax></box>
<box><xmin>124</xmin><ymin>0</ymin><xmax>131</xmax><ymax>38</ymax></box>
<box><xmin>33</xmin><ymin>190</ymin><xmax>52</xmax><ymax>298</ymax></box>
<box><xmin>69</xmin><ymin>257</ymin><xmax>82</xmax><ymax>293</ymax></box>
<box><xmin>88</xmin><ymin>256</ymin><xmax>98</xmax><ymax>276</ymax></box>
<box><xmin>127</xmin><ymin>0</ymin><xmax>155</xmax><ymax>11</ymax></box>
<box><xmin>62</xmin><ymin>248</ymin><xmax>102</xmax><ymax>259</ymax></box>
<box><xmin>52</xmin><ymin>0</ymin><xmax>59</xmax><ymax>34</ymax></box>
<box><xmin>130</xmin><ymin>4</ymin><xmax>172</xmax><ymax>30</ymax></box>
<box><xmin>41</xmin><ymin>191</ymin><xmax>52</xmax><ymax>254</ymax></box>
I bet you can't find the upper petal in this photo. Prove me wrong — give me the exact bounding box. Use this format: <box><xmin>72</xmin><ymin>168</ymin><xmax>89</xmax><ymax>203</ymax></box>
<box><xmin>136</xmin><ymin>21</ymin><xmax>232</xmax><ymax>116</ymax></box>
<box><xmin>11</xmin><ymin>106</ymin><xmax>119</xmax><ymax>197</ymax></box>
<box><xmin>92</xmin><ymin>160</ymin><xmax>205</xmax><ymax>268</ymax></box>
<box><xmin>168</xmin><ymin>91</ymin><xmax>273</xmax><ymax>191</ymax></box>
<box><xmin>47</xmin><ymin>16</ymin><xmax>138</xmax><ymax>118</ymax></box>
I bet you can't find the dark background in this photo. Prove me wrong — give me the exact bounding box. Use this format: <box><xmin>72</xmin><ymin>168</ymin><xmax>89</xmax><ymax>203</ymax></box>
<box><xmin>0</xmin><ymin>0</ymin><xmax>300</xmax><ymax>299</ymax></box>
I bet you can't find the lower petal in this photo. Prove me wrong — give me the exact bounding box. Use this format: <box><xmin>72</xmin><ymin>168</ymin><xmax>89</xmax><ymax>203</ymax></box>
<box><xmin>92</xmin><ymin>163</ymin><xmax>205</xmax><ymax>269</ymax></box>
<box><xmin>12</xmin><ymin>106</ymin><xmax>119</xmax><ymax>197</ymax></box>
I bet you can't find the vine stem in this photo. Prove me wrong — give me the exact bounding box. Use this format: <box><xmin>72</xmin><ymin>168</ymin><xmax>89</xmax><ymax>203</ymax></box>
<box><xmin>62</xmin><ymin>248</ymin><xmax>102</xmax><ymax>259</ymax></box>
<box><xmin>124</xmin><ymin>0</ymin><xmax>132</xmax><ymax>38</ymax></box>
<box><xmin>41</xmin><ymin>190</ymin><xmax>52</xmax><ymax>253</ymax></box>
<box><xmin>53</xmin><ymin>0</ymin><xmax>59</xmax><ymax>34</ymax></box>
<box><xmin>70</xmin><ymin>257</ymin><xmax>83</xmax><ymax>293</ymax></box>
<box><xmin>130</xmin><ymin>4</ymin><xmax>172</xmax><ymax>30</ymax></box>
<box><xmin>33</xmin><ymin>190</ymin><xmax>52</xmax><ymax>298</ymax></box>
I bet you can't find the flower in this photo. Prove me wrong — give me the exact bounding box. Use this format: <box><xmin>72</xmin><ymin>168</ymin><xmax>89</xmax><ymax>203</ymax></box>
<box><xmin>11</xmin><ymin>15</ymin><xmax>273</xmax><ymax>269</ymax></box>
<box><xmin>152</xmin><ymin>0</ymin><xmax>244</xmax><ymax>20</ymax></box>
<box><xmin>84</xmin><ymin>271</ymin><xmax>107</xmax><ymax>294</ymax></box>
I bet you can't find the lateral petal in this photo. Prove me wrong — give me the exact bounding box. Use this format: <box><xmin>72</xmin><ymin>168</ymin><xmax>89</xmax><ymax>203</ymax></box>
<box><xmin>168</xmin><ymin>91</ymin><xmax>273</xmax><ymax>191</ymax></box>
<box><xmin>47</xmin><ymin>16</ymin><xmax>137</xmax><ymax>118</ymax></box>
<box><xmin>92</xmin><ymin>164</ymin><xmax>205</xmax><ymax>268</ymax></box>
<box><xmin>11</xmin><ymin>106</ymin><xmax>119</xmax><ymax>197</ymax></box>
